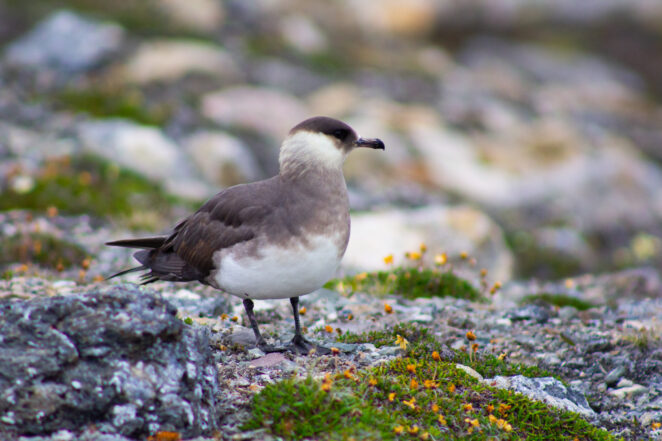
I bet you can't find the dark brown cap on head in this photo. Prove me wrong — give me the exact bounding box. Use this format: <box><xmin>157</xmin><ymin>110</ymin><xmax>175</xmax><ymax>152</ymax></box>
<box><xmin>289</xmin><ymin>116</ymin><xmax>384</xmax><ymax>151</ymax></box>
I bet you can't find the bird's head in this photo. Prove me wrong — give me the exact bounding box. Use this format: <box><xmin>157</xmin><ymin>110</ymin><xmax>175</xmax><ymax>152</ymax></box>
<box><xmin>279</xmin><ymin>116</ymin><xmax>384</xmax><ymax>175</ymax></box>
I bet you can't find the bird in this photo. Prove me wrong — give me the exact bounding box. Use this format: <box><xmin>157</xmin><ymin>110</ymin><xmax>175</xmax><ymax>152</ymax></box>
<box><xmin>106</xmin><ymin>116</ymin><xmax>384</xmax><ymax>354</ymax></box>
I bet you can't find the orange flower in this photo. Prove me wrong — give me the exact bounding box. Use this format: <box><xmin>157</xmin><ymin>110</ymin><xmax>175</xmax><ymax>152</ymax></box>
<box><xmin>407</xmin><ymin>425</ymin><xmax>419</xmax><ymax>435</ymax></box>
<box><xmin>388</xmin><ymin>392</ymin><xmax>396</xmax><ymax>402</ymax></box>
<box><xmin>230</xmin><ymin>316</ymin><xmax>239</xmax><ymax>322</ymax></box>
<box><xmin>384</xmin><ymin>303</ymin><xmax>393</xmax><ymax>314</ymax></box>
<box><xmin>393</xmin><ymin>425</ymin><xmax>404</xmax><ymax>435</ymax></box>
<box><xmin>331</xmin><ymin>347</ymin><xmax>340</xmax><ymax>355</ymax></box>
<box><xmin>325</xmin><ymin>325</ymin><xmax>334</xmax><ymax>333</ymax></box>
<box><xmin>463</xmin><ymin>403</ymin><xmax>473</xmax><ymax>412</ymax></box>
<box><xmin>486</xmin><ymin>404</ymin><xmax>494</xmax><ymax>414</ymax></box>
<box><xmin>410</xmin><ymin>379</ymin><xmax>419</xmax><ymax>389</ymax></box>
<box><xmin>448</xmin><ymin>383</ymin><xmax>456</xmax><ymax>393</ymax></box>
<box><xmin>431</xmin><ymin>403</ymin><xmax>439</xmax><ymax>413</ymax></box>
<box><xmin>423</xmin><ymin>380</ymin><xmax>438</xmax><ymax>389</ymax></box>
<box><xmin>406</xmin><ymin>364</ymin><xmax>416</xmax><ymax>373</ymax></box>
<box><xmin>431</xmin><ymin>351</ymin><xmax>441</xmax><ymax>361</ymax></box>
<box><xmin>466</xmin><ymin>330</ymin><xmax>476</xmax><ymax>341</ymax></box>
<box><xmin>299</xmin><ymin>306</ymin><xmax>306</xmax><ymax>315</ymax></box>
<box><xmin>369</xmin><ymin>378</ymin><xmax>378</xmax><ymax>387</ymax></box>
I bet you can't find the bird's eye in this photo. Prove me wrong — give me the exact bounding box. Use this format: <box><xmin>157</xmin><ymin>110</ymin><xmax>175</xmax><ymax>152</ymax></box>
<box><xmin>332</xmin><ymin>129</ymin><xmax>348</xmax><ymax>141</ymax></box>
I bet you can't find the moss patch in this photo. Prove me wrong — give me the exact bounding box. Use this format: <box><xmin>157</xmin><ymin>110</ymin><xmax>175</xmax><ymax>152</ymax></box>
<box><xmin>246</xmin><ymin>324</ymin><xmax>616</xmax><ymax>440</ymax></box>
<box><xmin>326</xmin><ymin>268</ymin><xmax>483</xmax><ymax>302</ymax></box>
<box><xmin>0</xmin><ymin>155</ymin><xmax>180</xmax><ymax>228</ymax></box>
<box><xmin>0</xmin><ymin>232</ymin><xmax>87</xmax><ymax>269</ymax></box>
<box><xmin>57</xmin><ymin>86</ymin><xmax>172</xmax><ymax>126</ymax></box>
<box><xmin>521</xmin><ymin>293</ymin><xmax>596</xmax><ymax>311</ymax></box>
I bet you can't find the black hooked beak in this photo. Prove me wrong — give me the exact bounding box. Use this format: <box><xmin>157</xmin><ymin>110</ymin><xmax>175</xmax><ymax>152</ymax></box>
<box><xmin>354</xmin><ymin>137</ymin><xmax>385</xmax><ymax>150</ymax></box>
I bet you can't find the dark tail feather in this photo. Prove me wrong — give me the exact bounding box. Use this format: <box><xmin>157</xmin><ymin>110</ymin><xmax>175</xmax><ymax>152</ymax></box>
<box><xmin>106</xmin><ymin>237</ymin><xmax>167</xmax><ymax>249</ymax></box>
<box><xmin>106</xmin><ymin>265</ymin><xmax>147</xmax><ymax>280</ymax></box>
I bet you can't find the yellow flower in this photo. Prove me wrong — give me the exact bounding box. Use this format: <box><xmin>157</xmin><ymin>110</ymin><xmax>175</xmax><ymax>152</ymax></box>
<box><xmin>488</xmin><ymin>414</ymin><xmax>497</xmax><ymax>424</ymax></box>
<box><xmin>321</xmin><ymin>382</ymin><xmax>331</xmax><ymax>392</ymax></box>
<box><xmin>395</xmin><ymin>335</ymin><xmax>409</xmax><ymax>350</ymax></box>
<box><xmin>438</xmin><ymin>414</ymin><xmax>447</xmax><ymax>426</ymax></box>
<box><xmin>354</xmin><ymin>272</ymin><xmax>368</xmax><ymax>281</ymax></box>
<box><xmin>466</xmin><ymin>330</ymin><xmax>476</xmax><ymax>341</ymax></box>
<box><xmin>408</xmin><ymin>251</ymin><xmax>422</xmax><ymax>260</ymax></box>
<box><xmin>480</xmin><ymin>268</ymin><xmax>488</xmax><ymax>277</ymax></box>
<box><xmin>431</xmin><ymin>351</ymin><xmax>441</xmax><ymax>361</ymax></box>
<box><xmin>463</xmin><ymin>403</ymin><xmax>473</xmax><ymax>412</ymax></box>
<box><xmin>230</xmin><ymin>316</ymin><xmax>239</xmax><ymax>322</ymax></box>
<box><xmin>420</xmin><ymin>432</ymin><xmax>429</xmax><ymax>441</ymax></box>
<box><xmin>653</xmin><ymin>422</ymin><xmax>662</xmax><ymax>429</ymax></box>
<box><xmin>460</xmin><ymin>251</ymin><xmax>468</xmax><ymax>260</ymax></box>
<box><xmin>498</xmin><ymin>352</ymin><xmax>507</xmax><ymax>361</ymax></box>
<box><xmin>388</xmin><ymin>392</ymin><xmax>396</xmax><ymax>402</ymax></box>
<box><xmin>324</xmin><ymin>325</ymin><xmax>334</xmax><ymax>333</ymax></box>
<box><xmin>393</xmin><ymin>425</ymin><xmax>404</xmax><ymax>435</ymax></box>
<box><xmin>343</xmin><ymin>369</ymin><xmax>354</xmax><ymax>380</ymax></box>
<box><xmin>434</xmin><ymin>253</ymin><xmax>448</xmax><ymax>265</ymax></box>
<box><xmin>220</xmin><ymin>313</ymin><xmax>229</xmax><ymax>320</ymax></box>
<box><xmin>486</xmin><ymin>404</ymin><xmax>494</xmax><ymax>414</ymax></box>
<box><xmin>403</xmin><ymin>397</ymin><xmax>416</xmax><ymax>410</ymax></box>
<box><xmin>384</xmin><ymin>303</ymin><xmax>393</xmax><ymax>314</ymax></box>
<box><xmin>447</xmin><ymin>383</ymin><xmax>456</xmax><ymax>393</ymax></box>
<box><xmin>369</xmin><ymin>378</ymin><xmax>378</xmax><ymax>387</ymax></box>
<box><xmin>383</xmin><ymin>254</ymin><xmax>394</xmax><ymax>265</ymax></box>
<box><xmin>431</xmin><ymin>403</ymin><xmax>439</xmax><ymax>413</ymax></box>
<box><xmin>406</xmin><ymin>364</ymin><xmax>416</xmax><ymax>373</ymax></box>
<box><xmin>299</xmin><ymin>306</ymin><xmax>306</xmax><ymax>315</ymax></box>
<box><xmin>419</xmin><ymin>243</ymin><xmax>427</xmax><ymax>253</ymax></box>
<box><xmin>407</xmin><ymin>425</ymin><xmax>419</xmax><ymax>435</ymax></box>
<box><xmin>498</xmin><ymin>403</ymin><xmax>511</xmax><ymax>415</ymax></box>
<box><xmin>423</xmin><ymin>380</ymin><xmax>438</xmax><ymax>389</ymax></box>
<box><xmin>331</xmin><ymin>347</ymin><xmax>340</xmax><ymax>355</ymax></box>
<box><xmin>465</xmin><ymin>418</ymin><xmax>479</xmax><ymax>427</ymax></box>
<box><xmin>410</xmin><ymin>379</ymin><xmax>419</xmax><ymax>389</ymax></box>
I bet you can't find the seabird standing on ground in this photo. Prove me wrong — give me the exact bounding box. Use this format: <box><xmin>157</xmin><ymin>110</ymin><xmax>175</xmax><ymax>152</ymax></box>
<box><xmin>107</xmin><ymin>116</ymin><xmax>384</xmax><ymax>354</ymax></box>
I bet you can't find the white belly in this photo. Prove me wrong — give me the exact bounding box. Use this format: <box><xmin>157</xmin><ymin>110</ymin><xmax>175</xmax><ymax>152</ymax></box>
<box><xmin>213</xmin><ymin>235</ymin><xmax>343</xmax><ymax>300</ymax></box>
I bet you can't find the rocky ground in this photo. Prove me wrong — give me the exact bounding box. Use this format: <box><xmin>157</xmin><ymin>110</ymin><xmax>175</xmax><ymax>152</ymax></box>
<box><xmin>1</xmin><ymin>1</ymin><xmax>662</xmax><ymax>440</ymax></box>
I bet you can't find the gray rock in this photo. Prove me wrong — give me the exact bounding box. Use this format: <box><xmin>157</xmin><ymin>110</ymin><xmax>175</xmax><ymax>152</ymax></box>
<box><xmin>0</xmin><ymin>285</ymin><xmax>219</xmax><ymax>439</ymax></box>
<box><xmin>506</xmin><ymin>304</ymin><xmax>551</xmax><ymax>324</ymax></box>
<box><xmin>605</xmin><ymin>366</ymin><xmax>627</xmax><ymax>387</ymax></box>
<box><xmin>4</xmin><ymin>10</ymin><xmax>123</xmax><ymax>73</ymax></box>
<box><xmin>483</xmin><ymin>375</ymin><xmax>595</xmax><ymax>418</ymax></box>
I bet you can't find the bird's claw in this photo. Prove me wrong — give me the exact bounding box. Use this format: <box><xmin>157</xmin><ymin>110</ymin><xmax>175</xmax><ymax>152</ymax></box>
<box><xmin>286</xmin><ymin>334</ymin><xmax>332</xmax><ymax>355</ymax></box>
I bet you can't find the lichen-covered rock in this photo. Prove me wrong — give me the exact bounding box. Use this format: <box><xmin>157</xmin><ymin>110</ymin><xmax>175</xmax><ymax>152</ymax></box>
<box><xmin>0</xmin><ymin>285</ymin><xmax>219</xmax><ymax>439</ymax></box>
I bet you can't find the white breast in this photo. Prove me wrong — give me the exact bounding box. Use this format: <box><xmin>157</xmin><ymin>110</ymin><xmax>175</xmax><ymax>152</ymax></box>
<box><xmin>213</xmin><ymin>235</ymin><xmax>343</xmax><ymax>300</ymax></box>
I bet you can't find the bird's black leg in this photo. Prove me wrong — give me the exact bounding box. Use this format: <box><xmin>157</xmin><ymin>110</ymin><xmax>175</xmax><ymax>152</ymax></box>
<box><xmin>287</xmin><ymin>296</ymin><xmax>331</xmax><ymax>355</ymax></box>
<box><xmin>242</xmin><ymin>298</ymin><xmax>284</xmax><ymax>353</ymax></box>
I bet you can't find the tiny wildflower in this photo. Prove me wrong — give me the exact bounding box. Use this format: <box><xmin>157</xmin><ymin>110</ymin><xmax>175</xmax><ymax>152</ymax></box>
<box><xmin>407</xmin><ymin>425</ymin><xmax>419</xmax><ymax>435</ymax></box>
<box><xmin>466</xmin><ymin>330</ymin><xmax>476</xmax><ymax>341</ymax></box>
<box><xmin>220</xmin><ymin>313</ymin><xmax>228</xmax><ymax>320</ymax></box>
<box><xmin>93</xmin><ymin>274</ymin><xmax>104</xmax><ymax>282</ymax></box>
<box><xmin>331</xmin><ymin>347</ymin><xmax>340</xmax><ymax>355</ymax></box>
<box><xmin>47</xmin><ymin>206</ymin><xmax>58</xmax><ymax>218</ymax></box>
<box><xmin>369</xmin><ymin>378</ymin><xmax>378</xmax><ymax>387</ymax></box>
<box><xmin>498</xmin><ymin>403</ymin><xmax>511</xmax><ymax>415</ymax></box>
<box><xmin>410</xmin><ymin>379</ymin><xmax>419</xmax><ymax>389</ymax></box>
<box><xmin>395</xmin><ymin>334</ymin><xmax>409</xmax><ymax>350</ymax></box>
<box><xmin>403</xmin><ymin>397</ymin><xmax>416</xmax><ymax>410</ymax></box>
<box><xmin>347</xmin><ymin>313</ymin><xmax>353</xmax><ymax>320</ymax></box>
<box><xmin>465</xmin><ymin>418</ymin><xmax>480</xmax><ymax>427</ymax></box>
<box><xmin>230</xmin><ymin>316</ymin><xmax>238</xmax><ymax>322</ymax></box>
<box><xmin>325</xmin><ymin>325</ymin><xmax>334</xmax><ymax>333</ymax></box>
<box><xmin>384</xmin><ymin>303</ymin><xmax>393</xmax><ymax>314</ymax></box>
<box><xmin>472</xmin><ymin>343</ymin><xmax>479</xmax><ymax>352</ymax></box>
<box><xmin>653</xmin><ymin>422</ymin><xmax>661</xmax><ymax>429</ymax></box>
<box><xmin>420</xmin><ymin>431</ymin><xmax>429</xmax><ymax>441</ymax></box>
<box><xmin>383</xmin><ymin>254</ymin><xmax>394</xmax><ymax>265</ymax></box>
<box><xmin>486</xmin><ymin>404</ymin><xmax>494</xmax><ymax>414</ymax></box>
<box><xmin>408</xmin><ymin>251</ymin><xmax>422</xmax><ymax>260</ymax></box>
<box><xmin>488</xmin><ymin>414</ymin><xmax>497</xmax><ymax>424</ymax></box>
<box><xmin>460</xmin><ymin>251</ymin><xmax>468</xmax><ymax>260</ymax></box>
<box><xmin>431</xmin><ymin>350</ymin><xmax>441</xmax><ymax>361</ymax></box>
<box><xmin>56</xmin><ymin>261</ymin><xmax>64</xmax><ymax>272</ymax></box>
<box><xmin>81</xmin><ymin>258</ymin><xmax>91</xmax><ymax>269</ymax></box>
<box><xmin>434</xmin><ymin>253</ymin><xmax>448</xmax><ymax>266</ymax></box>
<box><xmin>498</xmin><ymin>352</ymin><xmax>507</xmax><ymax>361</ymax></box>
<box><xmin>489</xmin><ymin>281</ymin><xmax>502</xmax><ymax>295</ymax></box>
<box><xmin>393</xmin><ymin>425</ymin><xmax>404</xmax><ymax>435</ymax></box>
<box><xmin>431</xmin><ymin>403</ymin><xmax>439</xmax><ymax>413</ymax></box>
<box><xmin>503</xmin><ymin>421</ymin><xmax>513</xmax><ymax>432</ymax></box>
<box><xmin>564</xmin><ymin>278</ymin><xmax>575</xmax><ymax>289</ymax></box>
<box><xmin>423</xmin><ymin>379</ymin><xmax>438</xmax><ymax>389</ymax></box>
<box><xmin>406</xmin><ymin>364</ymin><xmax>417</xmax><ymax>373</ymax></box>
<box><xmin>78</xmin><ymin>269</ymin><xmax>86</xmax><ymax>281</ymax></box>
<box><xmin>388</xmin><ymin>392</ymin><xmax>396</xmax><ymax>402</ymax></box>
<box><xmin>419</xmin><ymin>243</ymin><xmax>427</xmax><ymax>253</ymax></box>
<box><xmin>343</xmin><ymin>369</ymin><xmax>354</xmax><ymax>380</ymax></box>
<box><xmin>299</xmin><ymin>306</ymin><xmax>306</xmax><ymax>315</ymax></box>
<box><xmin>463</xmin><ymin>403</ymin><xmax>473</xmax><ymax>412</ymax></box>
<box><xmin>438</xmin><ymin>414</ymin><xmax>447</xmax><ymax>426</ymax></box>
<box><xmin>147</xmin><ymin>432</ymin><xmax>181</xmax><ymax>441</ymax></box>
<box><xmin>355</xmin><ymin>272</ymin><xmax>368</xmax><ymax>281</ymax></box>
<box><xmin>480</xmin><ymin>268</ymin><xmax>488</xmax><ymax>277</ymax></box>
<box><xmin>447</xmin><ymin>383</ymin><xmax>456</xmax><ymax>393</ymax></box>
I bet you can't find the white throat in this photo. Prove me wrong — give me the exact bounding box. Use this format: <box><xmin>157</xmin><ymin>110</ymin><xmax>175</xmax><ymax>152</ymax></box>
<box><xmin>279</xmin><ymin>131</ymin><xmax>346</xmax><ymax>174</ymax></box>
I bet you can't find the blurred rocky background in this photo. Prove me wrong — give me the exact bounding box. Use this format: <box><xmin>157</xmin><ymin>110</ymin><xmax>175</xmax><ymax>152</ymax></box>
<box><xmin>1</xmin><ymin>0</ymin><xmax>662</xmax><ymax>439</ymax></box>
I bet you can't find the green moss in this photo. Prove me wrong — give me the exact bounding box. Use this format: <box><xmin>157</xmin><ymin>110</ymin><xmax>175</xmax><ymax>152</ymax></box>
<box><xmin>247</xmin><ymin>324</ymin><xmax>617</xmax><ymax>440</ymax></box>
<box><xmin>521</xmin><ymin>293</ymin><xmax>596</xmax><ymax>311</ymax></box>
<box><xmin>3</xmin><ymin>0</ymin><xmax>203</xmax><ymax>37</ymax></box>
<box><xmin>506</xmin><ymin>231</ymin><xmax>584</xmax><ymax>280</ymax></box>
<box><xmin>0</xmin><ymin>154</ymin><xmax>181</xmax><ymax>228</ymax></box>
<box><xmin>326</xmin><ymin>268</ymin><xmax>483</xmax><ymax>302</ymax></box>
<box><xmin>57</xmin><ymin>87</ymin><xmax>171</xmax><ymax>126</ymax></box>
<box><xmin>0</xmin><ymin>232</ymin><xmax>87</xmax><ymax>269</ymax></box>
